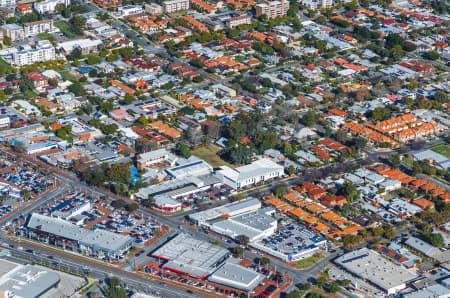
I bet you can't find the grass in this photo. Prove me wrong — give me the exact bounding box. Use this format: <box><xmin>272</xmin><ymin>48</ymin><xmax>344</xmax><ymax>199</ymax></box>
<box><xmin>54</xmin><ymin>20</ymin><xmax>79</xmax><ymax>38</ymax></box>
<box><xmin>432</xmin><ymin>144</ymin><xmax>450</xmax><ymax>158</ymax></box>
<box><xmin>192</xmin><ymin>144</ymin><xmax>234</xmax><ymax>168</ymax></box>
<box><xmin>26</xmin><ymin>90</ymin><xmax>38</xmax><ymax>98</ymax></box>
<box><xmin>36</xmin><ymin>32</ymin><xmax>55</xmax><ymax>42</ymax></box>
<box><xmin>79</xmin><ymin>281</ymin><xmax>98</xmax><ymax>295</ymax></box>
<box><xmin>296</xmin><ymin>254</ymin><xmax>325</xmax><ymax>268</ymax></box>
<box><xmin>402</xmin><ymin>157</ymin><xmax>413</xmax><ymax>167</ymax></box>
<box><xmin>0</xmin><ymin>57</ymin><xmax>12</xmax><ymax>69</ymax></box>
<box><xmin>58</xmin><ymin>70</ymin><xmax>79</xmax><ymax>82</ymax></box>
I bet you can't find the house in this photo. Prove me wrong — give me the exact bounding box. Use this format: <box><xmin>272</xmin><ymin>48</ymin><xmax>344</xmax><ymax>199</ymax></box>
<box><xmin>26</xmin><ymin>72</ymin><xmax>48</xmax><ymax>91</ymax></box>
<box><xmin>16</xmin><ymin>4</ymin><xmax>33</xmax><ymax>15</ymax></box>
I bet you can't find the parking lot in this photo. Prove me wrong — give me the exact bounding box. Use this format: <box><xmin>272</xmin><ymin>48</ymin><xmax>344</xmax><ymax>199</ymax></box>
<box><xmin>37</xmin><ymin>191</ymin><xmax>162</xmax><ymax>246</ymax></box>
<box><xmin>0</xmin><ymin>163</ymin><xmax>53</xmax><ymax>198</ymax></box>
<box><xmin>251</xmin><ymin>215</ymin><xmax>327</xmax><ymax>262</ymax></box>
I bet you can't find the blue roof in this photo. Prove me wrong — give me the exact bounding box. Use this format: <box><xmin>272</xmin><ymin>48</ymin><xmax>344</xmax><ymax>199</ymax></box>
<box><xmin>77</xmin><ymin>66</ymin><xmax>97</xmax><ymax>74</ymax></box>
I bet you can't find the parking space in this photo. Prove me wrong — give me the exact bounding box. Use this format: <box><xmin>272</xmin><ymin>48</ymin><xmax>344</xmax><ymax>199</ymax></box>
<box><xmin>0</xmin><ymin>166</ymin><xmax>53</xmax><ymax>198</ymax></box>
<box><xmin>37</xmin><ymin>191</ymin><xmax>162</xmax><ymax>247</ymax></box>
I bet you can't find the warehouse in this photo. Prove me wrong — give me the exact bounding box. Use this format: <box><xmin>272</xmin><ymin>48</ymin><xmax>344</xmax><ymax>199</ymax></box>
<box><xmin>25</xmin><ymin>213</ymin><xmax>133</xmax><ymax>260</ymax></box>
<box><xmin>217</xmin><ymin>158</ymin><xmax>284</xmax><ymax>190</ymax></box>
<box><xmin>151</xmin><ymin>233</ymin><xmax>230</xmax><ymax>279</ymax></box>
<box><xmin>335</xmin><ymin>248</ymin><xmax>417</xmax><ymax>295</ymax></box>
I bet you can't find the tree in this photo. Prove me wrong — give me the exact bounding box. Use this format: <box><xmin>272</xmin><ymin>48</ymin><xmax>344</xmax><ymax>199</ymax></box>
<box><xmin>384</xmin><ymin>225</ymin><xmax>396</xmax><ymax>239</ymax></box>
<box><xmin>123</xmin><ymin>93</ymin><xmax>135</xmax><ymax>104</ymax></box>
<box><xmin>426</xmin><ymin>51</ymin><xmax>439</xmax><ymax>60</ymax></box>
<box><xmin>274</xmin><ymin>186</ymin><xmax>287</xmax><ymax>198</ymax></box>
<box><xmin>19</xmin><ymin>76</ymin><xmax>35</xmax><ymax>92</ymax></box>
<box><xmin>177</xmin><ymin>144</ymin><xmax>191</xmax><ymax>158</ymax></box>
<box><xmin>237</xmin><ymin>234</ymin><xmax>249</xmax><ymax>247</ymax></box>
<box><xmin>301</xmin><ymin>110</ymin><xmax>319</xmax><ymax>127</ymax></box>
<box><xmin>126</xmin><ymin>202</ymin><xmax>139</xmax><ymax>212</ymax></box>
<box><xmin>111</xmin><ymin>199</ymin><xmax>126</xmax><ymax>209</ymax></box>
<box><xmin>329</xmin><ymin>281</ymin><xmax>341</xmax><ymax>293</ymax></box>
<box><xmin>260</xmin><ymin>257</ymin><xmax>270</xmax><ymax>266</ymax></box>
<box><xmin>337</xmin><ymin>182</ymin><xmax>360</xmax><ymax>202</ymax></box>
<box><xmin>138</xmin><ymin>117</ymin><xmax>149</xmax><ymax>127</ymax></box>
<box><xmin>107</xmin><ymin>163</ymin><xmax>131</xmax><ymax>183</ymax></box>
<box><xmin>390</xmin><ymin>154</ymin><xmax>400</xmax><ymax>169</ymax></box>
<box><xmin>70</xmin><ymin>15</ymin><xmax>86</xmax><ymax>35</ymax></box>
<box><xmin>434</xmin><ymin>90</ymin><xmax>448</xmax><ymax>103</ymax></box>
<box><xmin>385</xmin><ymin>33</ymin><xmax>405</xmax><ymax>49</ymax></box>
<box><xmin>428</xmin><ymin>233</ymin><xmax>444</xmax><ymax>247</ymax></box>
<box><xmin>68</xmin><ymin>82</ymin><xmax>86</xmax><ymax>96</ymax></box>
<box><xmin>340</xmin><ymin>279</ymin><xmax>350</xmax><ymax>287</ymax></box>
<box><xmin>142</xmin><ymin>196</ymin><xmax>156</xmax><ymax>208</ymax></box>
<box><xmin>372</xmin><ymin>107</ymin><xmax>390</xmax><ymax>121</ymax></box>
<box><xmin>317</xmin><ymin>276</ymin><xmax>327</xmax><ymax>288</ymax></box>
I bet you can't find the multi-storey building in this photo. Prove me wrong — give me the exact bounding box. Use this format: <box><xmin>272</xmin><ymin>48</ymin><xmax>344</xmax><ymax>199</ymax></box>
<box><xmin>0</xmin><ymin>0</ymin><xmax>15</xmax><ymax>7</ymax></box>
<box><xmin>91</xmin><ymin>0</ymin><xmax>122</xmax><ymax>8</ymax></box>
<box><xmin>1</xmin><ymin>24</ymin><xmax>25</xmax><ymax>41</ymax></box>
<box><xmin>144</xmin><ymin>3</ymin><xmax>163</xmax><ymax>15</ymax></box>
<box><xmin>24</xmin><ymin>20</ymin><xmax>54</xmax><ymax>36</ymax></box>
<box><xmin>300</xmin><ymin>0</ymin><xmax>333</xmax><ymax>10</ymax></box>
<box><xmin>226</xmin><ymin>11</ymin><xmax>251</xmax><ymax>28</ymax></box>
<box><xmin>13</xmin><ymin>40</ymin><xmax>56</xmax><ymax>66</ymax></box>
<box><xmin>162</xmin><ymin>0</ymin><xmax>189</xmax><ymax>13</ymax></box>
<box><xmin>255</xmin><ymin>0</ymin><xmax>289</xmax><ymax>19</ymax></box>
<box><xmin>34</xmin><ymin>0</ymin><xmax>70</xmax><ymax>14</ymax></box>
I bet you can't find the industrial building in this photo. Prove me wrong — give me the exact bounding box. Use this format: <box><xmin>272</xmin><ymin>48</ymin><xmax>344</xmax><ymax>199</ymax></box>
<box><xmin>151</xmin><ymin>233</ymin><xmax>230</xmax><ymax>279</ymax></box>
<box><xmin>335</xmin><ymin>248</ymin><xmax>417</xmax><ymax>295</ymax></box>
<box><xmin>217</xmin><ymin>158</ymin><xmax>284</xmax><ymax>190</ymax></box>
<box><xmin>0</xmin><ymin>262</ymin><xmax>60</xmax><ymax>298</ymax></box>
<box><xmin>25</xmin><ymin>213</ymin><xmax>133</xmax><ymax>260</ymax></box>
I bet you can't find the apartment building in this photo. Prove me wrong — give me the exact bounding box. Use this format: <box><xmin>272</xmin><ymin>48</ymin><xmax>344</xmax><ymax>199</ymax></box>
<box><xmin>145</xmin><ymin>3</ymin><xmax>163</xmax><ymax>15</ymax></box>
<box><xmin>13</xmin><ymin>40</ymin><xmax>56</xmax><ymax>66</ymax></box>
<box><xmin>300</xmin><ymin>0</ymin><xmax>333</xmax><ymax>10</ymax></box>
<box><xmin>255</xmin><ymin>0</ymin><xmax>289</xmax><ymax>19</ymax></box>
<box><xmin>91</xmin><ymin>0</ymin><xmax>122</xmax><ymax>8</ymax></box>
<box><xmin>34</xmin><ymin>0</ymin><xmax>70</xmax><ymax>14</ymax></box>
<box><xmin>163</xmin><ymin>0</ymin><xmax>189</xmax><ymax>13</ymax></box>
<box><xmin>117</xmin><ymin>5</ymin><xmax>144</xmax><ymax>16</ymax></box>
<box><xmin>190</xmin><ymin>0</ymin><xmax>217</xmax><ymax>13</ymax></box>
<box><xmin>226</xmin><ymin>11</ymin><xmax>251</xmax><ymax>28</ymax></box>
<box><xmin>0</xmin><ymin>0</ymin><xmax>15</xmax><ymax>7</ymax></box>
<box><xmin>24</xmin><ymin>20</ymin><xmax>54</xmax><ymax>36</ymax></box>
<box><xmin>181</xmin><ymin>15</ymin><xmax>208</xmax><ymax>33</ymax></box>
<box><xmin>1</xmin><ymin>24</ymin><xmax>25</xmax><ymax>41</ymax></box>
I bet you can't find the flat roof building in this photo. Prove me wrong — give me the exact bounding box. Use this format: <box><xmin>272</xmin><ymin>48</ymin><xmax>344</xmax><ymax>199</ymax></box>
<box><xmin>404</xmin><ymin>237</ymin><xmax>440</xmax><ymax>258</ymax></box>
<box><xmin>26</xmin><ymin>213</ymin><xmax>132</xmax><ymax>259</ymax></box>
<box><xmin>151</xmin><ymin>233</ymin><xmax>230</xmax><ymax>278</ymax></box>
<box><xmin>335</xmin><ymin>248</ymin><xmax>417</xmax><ymax>295</ymax></box>
<box><xmin>208</xmin><ymin>262</ymin><xmax>264</xmax><ymax>292</ymax></box>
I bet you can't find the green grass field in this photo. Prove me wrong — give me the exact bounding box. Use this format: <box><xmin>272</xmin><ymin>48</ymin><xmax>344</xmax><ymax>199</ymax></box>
<box><xmin>192</xmin><ymin>144</ymin><xmax>233</xmax><ymax>168</ymax></box>
<box><xmin>0</xmin><ymin>57</ymin><xmax>12</xmax><ymax>69</ymax></box>
<box><xmin>54</xmin><ymin>20</ymin><xmax>79</xmax><ymax>38</ymax></box>
<box><xmin>432</xmin><ymin>144</ymin><xmax>450</xmax><ymax>158</ymax></box>
<box><xmin>296</xmin><ymin>254</ymin><xmax>324</xmax><ymax>268</ymax></box>
<box><xmin>36</xmin><ymin>32</ymin><xmax>55</xmax><ymax>42</ymax></box>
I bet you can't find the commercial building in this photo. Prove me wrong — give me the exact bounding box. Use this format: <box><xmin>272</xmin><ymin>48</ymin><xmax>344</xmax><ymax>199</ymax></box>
<box><xmin>0</xmin><ymin>115</ymin><xmax>10</xmax><ymax>128</ymax></box>
<box><xmin>162</xmin><ymin>0</ymin><xmax>189</xmax><ymax>13</ymax></box>
<box><xmin>208</xmin><ymin>262</ymin><xmax>264</xmax><ymax>292</ymax></box>
<box><xmin>58</xmin><ymin>117</ymin><xmax>102</xmax><ymax>142</ymax></box>
<box><xmin>0</xmin><ymin>262</ymin><xmax>60</xmax><ymax>298</ymax></box>
<box><xmin>11</xmin><ymin>40</ymin><xmax>56</xmax><ymax>67</ymax></box>
<box><xmin>151</xmin><ymin>233</ymin><xmax>230</xmax><ymax>278</ymax></box>
<box><xmin>24</xmin><ymin>20</ymin><xmax>54</xmax><ymax>36</ymax></box>
<box><xmin>335</xmin><ymin>248</ymin><xmax>417</xmax><ymax>295</ymax></box>
<box><xmin>210</xmin><ymin>207</ymin><xmax>277</xmax><ymax>242</ymax></box>
<box><xmin>25</xmin><ymin>213</ymin><xmax>133</xmax><ymax>259</ymax></box>
<box><xmin>217</xmin><ymin>158</ymin><xmax>284</xmax><ymax>190</ymax></box>
<box><xmin>34</xmin><ymin>0</ymin><xmax>70</xmax><ymax>13</ymax></box>
<box><xmin>165</xmin><ymin>156</ymin><xmax>213</xmax><ymax>179</ymax></box>
<box><xmin>136</xmin><ymin>149</ymin><xmax>177</xmax><ymax>170</ymax></box>
<box><xmin>255</xmin><ymin>0</ymin><xmax>289</xmax><ymax>19</ymax></box>
<box><xmin>189</xmin><ymin>198</ymin><xmax>262</xmax><ymax>225</ymax></box>
<box><xmin>404</xmin><ymin>237</ymin><xmax>441</xmax><ymax>258</ymax></box>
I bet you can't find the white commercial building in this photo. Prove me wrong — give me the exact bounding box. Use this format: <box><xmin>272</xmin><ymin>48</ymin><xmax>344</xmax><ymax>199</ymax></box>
<box><xmin>34</xmin><ymin>0</ymin><xmax>70</xmax><ymax>14</ymax></box>
<box><xmin>117</xmin><ymin>5</ymin><xmax>144</xmax><ymax>16</ymax></box>
<box><xmin>208</xmin><ymin>262</ymin><xmax>265</xmax><ymax>292</ymax></box>
<box><xmin>162</xmin><ymin>0</ymin><xmax>189</xmax><ymax>13</ymax></box>
<box><xmin>12</xmin><ymin>40</ymin><xmax>55</xmax><ymax>66</ymax></box>
<box><xmin>335</xmin><ymin>248</ymin><xmax>417</xmax><ymax>295</ymax></box>
<box><xmin>217</xmin><ymin>158</ymin><xmax>284</xmax><ymax>190</ymax></box>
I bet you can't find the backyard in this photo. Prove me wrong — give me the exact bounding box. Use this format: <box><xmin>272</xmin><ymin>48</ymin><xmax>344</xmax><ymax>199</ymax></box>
<box><xmin>192</xmin><ymin>144</ymin><xmax>234</xmax><ymax>168</ymax></box>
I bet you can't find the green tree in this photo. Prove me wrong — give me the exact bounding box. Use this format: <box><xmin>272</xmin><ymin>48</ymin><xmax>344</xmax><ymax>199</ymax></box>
<box><xmin>142</xmin><ymin>196</ymin><xmax>156</xmax><ymax>208</ymax></box>
<box><xmin>107</xmin><ymin>163</ymin><xmax>131</xmax><ymax>183</ymax></box>
<box><xmin>237</xmin><ymin>234</ymin><xmax>249</xmax><ymax>247</ymax></box>
<box><xmin>68</xmin><ymin>82</ymin><xmax>86</xmax><ymax>96</ymax></box>
<box><xmin>177</xmin><ymin>144</ymin><xmax>191</xmax><ymax>158</ymax></box>
<box><xmin>317</xmin><ymin>276</ymin><xmax>327</xmax><ymax>288</ymax></box>
<box><xmin>19</xmin><ymin>76</ymin><xmax>35</xmax><ymax>92</ymax></box>
<box><xmin>390</xmin><ymin>154</ymin><xmax>400</xmax><ymax>169</ymax></box>
<box><xmin>428</xmin><ymin>233</ymin><xmax>444</xmax><ymax>247</ymax></box>
<box><xmin>337</xmin><ymin>182</ymin><xmax>360</xmax><ymax>202</ymax></box>
<box><xmin>384</xmin><ymin>225</ymin><xmax>396</xmax><ymax>239</ymax></box>
<box><xmin>138</xmin><ymin>117</ymin><xmax>149</xmax><ymax>126</ymax></box>
<box><xmin>426</xmin><ymin>51</ymin><xmax>439</xmax><ymax>60</ymax></box>
<box><xmin>329</xmin><ymin>281</ymin><xmax>341</xmax><ymax>293</ymax></box>
<box><xmin>260</xmin><ymin>257</ymin><xmax>270</xmax><ymax>266</ymax></box>
<box><xmin>372</xmin><ymin>107</ymin><xmax>390</xmax><ymax>121</ymax></box>
<box><xmin>434</xmin><ymin>90</ymin><xmax>448</xmax><ymax>103</ymax></box>
<box><xmin>274</xmin><ymin>186</ymin><xmax>287</xmax><ymax>198</ymax></box>
<box><xmin>126</xmin><ymin>202</ymin><xmax>139</xmax><ymax>212</ymax></box>
<box><xmin>385</xmin><ymin>33</ymin><xmax>405</xmax><ymax>49</ymax></box>
<box><xmin>301</xmin><ymin>110</ymin><xmax>319</xmax><ymax>127</ymax></box>
<box><xmin>111</xmin><ymin>199</ymin><xmax>126</xmax><ymax>209</ymax></box>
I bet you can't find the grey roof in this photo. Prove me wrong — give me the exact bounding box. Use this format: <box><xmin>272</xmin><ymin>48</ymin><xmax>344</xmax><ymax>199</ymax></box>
<box><xmin>0</xmin><ymin>264</ymin><xmax>60</xmax><ymax>298</ymax></box>
<box><xmin>403</xmin><ymin>284</ymin><xmax>450</xmax><ymax>298</ymax></box>
<box><xmin>404</xmin><ymin>237</ymin><xmax>440</xmax><ymax>258</ymax></box>
<box><xmin>335</xmin><ymin>248</ymin><xmax>417</xmax><ymax>292</ymax></box>
<box><xmin>152</xmin><ymin>233</ymin><xmax>230</xmax><ymax>278</ymax></box>
<box><xmin>411</xmin><ymin>149</ymin><xmax>449</xmax><ymax>163</ymax></box>
<box><xmin>208</xmin><ymin>262</ymin><xmax>264</xmax><ymax>292</ymax></box>
<box><xmin>27</xmin><ymin>213</ymin><xmax>132</xmax><ymax>254</ymax></box>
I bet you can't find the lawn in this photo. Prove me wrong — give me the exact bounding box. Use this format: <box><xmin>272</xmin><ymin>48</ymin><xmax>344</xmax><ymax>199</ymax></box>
<box><xmin>26</xmin><ymin>89</ymin><xmax>38</xmax><ymax>98</ymax></box>
<box><xmin>0</xmin><ymin>57</ymin><xmax>11</xmax><ymax>69</ymax></box>
<box><xmin>296</xmin><ymin>254</ymin><xmax>325</xmax><ymax>268</ymax></box>
<box><xmin>432</xmin><ymin>144</ymin><xmax>450</xmax><ymax>158</ymax></box>
<box><xmin>54</xmin><ymin>20</ymin><xmax>79</xmax><ymax>38</ymax></box>
<box><xmin>36</xmin><ymin>32</ymin><xmax>55</xmax><ymax>42</ymax></box>
<box><xmin>58</xmin><ymin>70</ymin><xmax>79</xmax><ymax>82</ymax></box>
<box><xmin>192</xmin><ymin>144</ymin><xmax>234</xmax><ymax>168</ymax></box>
<box><xmin>402</xmin><ymin>157</ymin><xmax>413</xmax><ymax>167</ymax></box>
